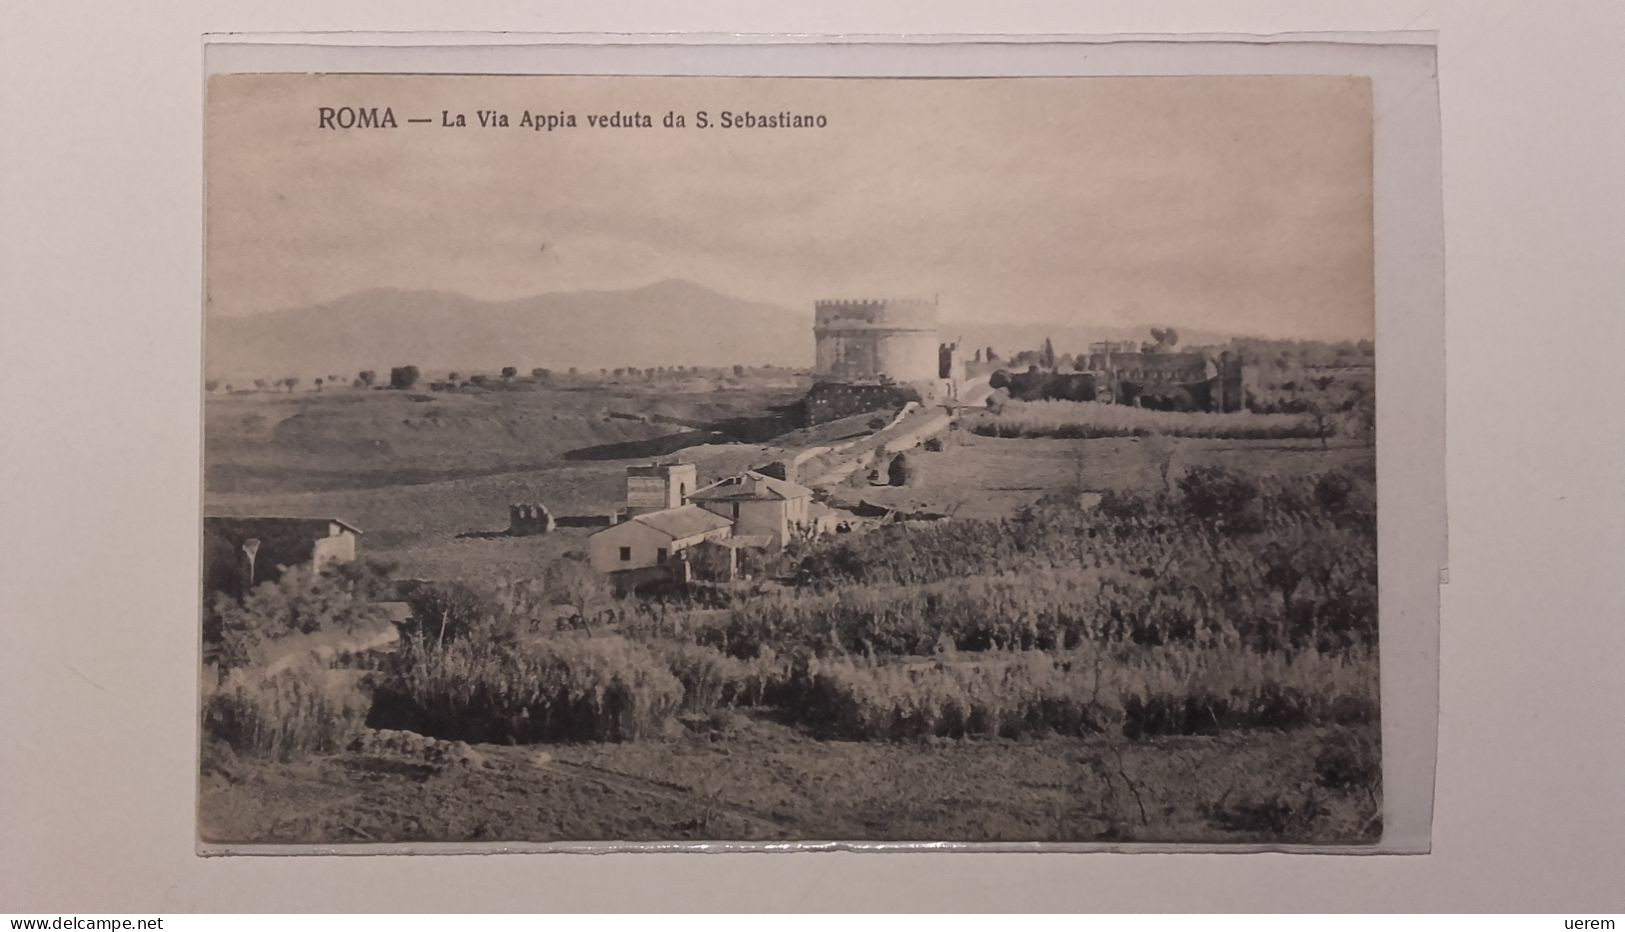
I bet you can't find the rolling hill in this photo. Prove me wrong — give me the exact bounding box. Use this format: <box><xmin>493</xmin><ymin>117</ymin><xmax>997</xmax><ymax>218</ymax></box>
<box><xmin>205</xmin><ymin>278</ymin><xmax>1243</xmax><ymax>382</ymax></box>
<box><xmin>205</xmin><ymin>280</ymin><xmax>814</xmax><ymax>381</ymax></box>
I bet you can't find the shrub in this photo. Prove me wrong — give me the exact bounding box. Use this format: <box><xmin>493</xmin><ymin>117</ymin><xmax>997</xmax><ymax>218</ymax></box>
<box><xmin>389</xmin><ymin>365</ymin><xmax>420</xmax><ymax>390</ymax></box>
<box><xmin>1313</xmin><ymin>471</ymin><xmax>1354</xmax><ymax>514</ymax></box>
<box><xmin>203</xmin><ymin>665</ymin><xmax>372</xmax><ymax>760</ymax></box>
<box><xmin>653</xmin><ymin>641</ymin><xmax>789</xmax><ymax>711</ymax></box>
<box><xmin>1178</xmin><ymin>466</ymin><xmax>1259</xmax><ymax>527</ymax></box>
<box><xmin>392</xmin><ymin>634</ymin><xmax>683</xmax><ymax>743</ymax></box>
<box><xmin>788</xmin><ymin>646</ymin><xmax>1377</xmax><ymax>742</ymax></box>
<box><xmin>208</xmin><ymin>566</ymin><xmax>393</xmax><ymax>673</ymax></box>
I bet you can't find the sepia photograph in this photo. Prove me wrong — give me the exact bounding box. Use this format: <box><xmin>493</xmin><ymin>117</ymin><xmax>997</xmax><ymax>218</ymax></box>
<box><xmin>199</xmin><ymin>71</ymin><xmax>1383</xmax><ymax>848</ymax></box>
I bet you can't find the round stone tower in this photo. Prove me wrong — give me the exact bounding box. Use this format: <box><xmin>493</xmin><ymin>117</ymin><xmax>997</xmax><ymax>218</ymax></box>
<box><xmin>813</xmin><ymin>297</ymin><xmax>941</xmax><ymax>383</ymax></box>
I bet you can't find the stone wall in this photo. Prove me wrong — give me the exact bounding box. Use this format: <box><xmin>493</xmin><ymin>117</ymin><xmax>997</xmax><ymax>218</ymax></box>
<box><xmin>799</xmin><ymin>381</ymin><xmax>922</xmax><ymax>426</ymax></box>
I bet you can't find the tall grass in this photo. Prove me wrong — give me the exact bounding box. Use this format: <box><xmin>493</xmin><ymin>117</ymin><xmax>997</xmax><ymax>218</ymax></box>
<box><xmin>651</xmin><ymin>640</ymin><xmax>790</xmax><ymax>712</ymax></box>
<box><xmin>974</xmin><ymin>400</ymin><xmax>1318</xmax><ymax>440</ymax></box>
<box><xmin>203</xmin><ymin>665</ymin><xmax>373</xmax><ymax>760</ymax></box>
<box><xmin>794</xmin><ymin>646</ymin><xmax>1376</xmax><ymax>741</ymax></box>
<box><xmin>390</xmin><ymin>634</ymin><xmax>682</xmax><ymax>743</ymax></box>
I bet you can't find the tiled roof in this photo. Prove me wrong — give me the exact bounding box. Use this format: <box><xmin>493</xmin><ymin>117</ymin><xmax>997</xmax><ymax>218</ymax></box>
<box><xmin>204</xmin><ymin>515</ymin><xmax>364</xmax><ymax>535</ymax></box>
<box><xmin>628</xmin><ymin>505</ymin><xmax>733</xmax><ymax>541</ymax></box>
<box><xmin>690</xmin><ymin>471</ymin><xmax>812</xmax><ymax>503</ymax></box>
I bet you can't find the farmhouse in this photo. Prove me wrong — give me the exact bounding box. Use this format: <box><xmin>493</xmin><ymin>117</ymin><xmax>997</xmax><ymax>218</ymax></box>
<box><xmin>587</xmin><ymin>505</ymin><xmax>733</xmax><ymax>575</ymax></box>
<box><xmin>202</xmin><ymin>515</ymin><xmax>361</xmax><ymax>597</ymax></box>
<box><xmin>689</xmin><ymin>470</ymin><xmax>814</xmax><ymax>549</ymax></box>
<box><xmin>588</xmin><ymin>463</ymin><xmax>834</xmax><ymax>582</ymax></box>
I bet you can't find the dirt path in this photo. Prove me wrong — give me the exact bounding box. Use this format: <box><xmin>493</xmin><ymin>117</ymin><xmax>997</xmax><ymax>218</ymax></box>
<box><xmin>801</xmin><ymin>377</ymin><xmax>992</xmax><ymax>488</ymax></box>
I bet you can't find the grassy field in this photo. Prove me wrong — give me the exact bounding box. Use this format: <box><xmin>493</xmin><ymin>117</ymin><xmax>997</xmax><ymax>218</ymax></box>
<box><xmin>840</xmin><ymin>428</ymin><xmax>1373</xmax><ymax>520</ymax></box>
<box><xmin>205</xmin><ymin>379</ymin><xmax>804</xmax><ymax>586</ymax></box>
<box><xmin>206</xmin><ymin>376</ymin><xmax>809</xmax><ymax>494</ymax></box>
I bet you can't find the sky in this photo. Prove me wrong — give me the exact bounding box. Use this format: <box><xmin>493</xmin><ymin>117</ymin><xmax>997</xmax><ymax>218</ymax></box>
<box><xmin>206</xmin><ymin>73</ymin><xmax>1373</xmax><ymax>340</ymax></box>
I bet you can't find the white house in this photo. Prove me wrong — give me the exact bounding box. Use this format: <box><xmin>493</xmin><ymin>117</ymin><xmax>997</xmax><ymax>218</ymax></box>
<box><xmin>587</xmin><ymin>504</ymin><xmax>733</xmax><ymax>575</ymax></box>
<box><xmin>688</xmin><ymin>471</ymin><xmax>814</xmax><ymax>548</ymax></box>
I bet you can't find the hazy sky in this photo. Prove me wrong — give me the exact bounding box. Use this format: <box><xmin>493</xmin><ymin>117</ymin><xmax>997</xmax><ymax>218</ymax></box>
<box><xmin>207</xmin><ymin>73</ymin><xmax>1373</xmax><ymax>340</ymax></box>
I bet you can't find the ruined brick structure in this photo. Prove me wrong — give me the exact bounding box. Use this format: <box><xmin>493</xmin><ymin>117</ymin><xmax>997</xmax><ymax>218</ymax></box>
<box><xmin>799</xmin><ymin>381</ymin><xmax>922</xmax><ymax>426</ymax></box>
<box><xmin>508</xmin><ymin>503</ymin><xmax>555</xmax><ymax>536</ymax></box>
<box><xmin>1072</xmin><ymin>347</ymin><xmax>1249</xmax><ymax>412</ymax></box>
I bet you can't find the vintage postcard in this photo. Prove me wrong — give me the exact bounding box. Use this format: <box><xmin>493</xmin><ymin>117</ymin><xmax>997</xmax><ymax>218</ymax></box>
<box><xmin>200</xmin><ymin>64</ymin><xmax>1391</xmax><ymax>848</ymax></box>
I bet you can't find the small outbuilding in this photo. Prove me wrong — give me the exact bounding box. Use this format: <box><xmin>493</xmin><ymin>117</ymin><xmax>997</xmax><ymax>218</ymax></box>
<box><xmin>203</xmin><ymin>515</ymin><xmax>362</xmax><ymax>597</ymax></box>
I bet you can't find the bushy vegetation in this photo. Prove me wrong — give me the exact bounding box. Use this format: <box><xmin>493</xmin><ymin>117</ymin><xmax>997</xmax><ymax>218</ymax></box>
<box><xmin>651</xmin><ymin>640</ymin><xmax>788</xmax><ymax>712</ymax></box>
<box><xmin>386</xmin><ymin>632</ymin><xmax>683</xmax><ymax>743</ymax></box>
<box><xmin>203</xmin><ymin>456</ymin><xmax>1376</xmax><ymax>763</ymax></box>
<box><xmin>203</xmin><ymin>666</ymin><xmax>373</xmax><ymax>760</ymax></box>
<box><xmin>974</xmin><ymin>400</ymin><xmax>1320</xmax><ymax>440</ymax></box>
<box><xmin>206</xmin><ymin>564</ymin><xmax>395</xmax><ymax>673</ymax></box>
<box><xmin>792</xmin><ymin>647</ymin><xmax>1375</xmax><ymax>741</ymax></box>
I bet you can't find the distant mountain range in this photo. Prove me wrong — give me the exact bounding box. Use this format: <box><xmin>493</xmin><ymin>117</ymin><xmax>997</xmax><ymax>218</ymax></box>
<box><xmin>204</xmin><ymin>279</ymin><xmax>1240</xmax><ymax>381</ymax></box>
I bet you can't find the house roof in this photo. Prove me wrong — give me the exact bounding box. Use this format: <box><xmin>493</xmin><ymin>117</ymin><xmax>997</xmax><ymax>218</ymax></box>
<box><xmin>625</xmin><ymin>505</ymin><xmax>733</xmax><ymax>541</ymax></box>
<box><xmin>690</xmin><ymin>470</ymin><xmax>812</xmax><ymax>503</ymax></box>
<box><xmin>204</xmin><ymin>515</ymin><xmax>364</xmax><ymax>536</ymax></box>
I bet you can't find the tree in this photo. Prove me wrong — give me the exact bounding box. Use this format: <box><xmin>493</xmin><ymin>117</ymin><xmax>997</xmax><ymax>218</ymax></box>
<box><xmin>205</xmin><ymin>379</ymin><xmax>221</xmax><ymax>393</ymax></box>
<box><xmin>501</xmin><ymin>366</ymin><xmax>518</xmax><ymax>380</ymax></box>
<box><xmin>732</xmin><ymin>364</ymin><xmax>745</xmax><ymax>378</ymax></box>
<box><xmin>447</xmin><ymin>371</ymin><xmax>460</xmax><ymax>383</ymax></box>
<box><xmin>1149</xmin><ymin>326</ymin><xmax>1180</xmax><ymax>350</ymax></box>
<box><xmin>207</xmin><ymin>565</ymin><xmax>391</xmax><ymax>673</ymax></box>
<box><xmin>253</xmin><ymin>378</ymin><xmax>268</xmax><ymax>391</ymax></box>
<box><xmin>469</xmin><ymin>374</ymin><xmax>489</xmax><ymax>386</ymax></box>
<box><xmin>389</xmin><ymin>365</ymin><xmax>420</xmax><ymax>390</ymax></box>
<box><xmin>1040</xmin><ymin>337</ymin><xmax>1057</xmax><ymax>370</ymax></box>
<box><xmin>986</xmin><ymin>347</ymin><xmax>999</xmax><ymax>363</ymax></box>
<box><xmin>401</xmin><ymin>582</ymin><xmax>490</xmax><ymax>650</ymax></box>
<box><xmin>282</xmin><ymin>377</ymin><xmax>299</xmax><ymax>393</ymax></box>
<box><xmin>357</xmin><ymin>370</ymin><xmax>377</xmax><ymax>388</ymax></box>
<box><xmin>545</xmin><ymin>557</ymin><xmax>608</xmax><ymax>635</ymax></box>
<box><xmin>531</xmin><ymin>367</ymin><xmax>550</xmax><ymax>381</ymax></box>
<box><xmin>1141</xmin><ymin>432</ymin><xmax>1178</xmax><ymax>494</ymax></box>
<box><xmin>1304</xmin><ymin>399</ymin><xmax>1337</xmax><ymax>450</ymax></box>
<box><xmin>314</xmin><ymin>377</ymin><xmax>324</xmax><ymax>392</ymax></box>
